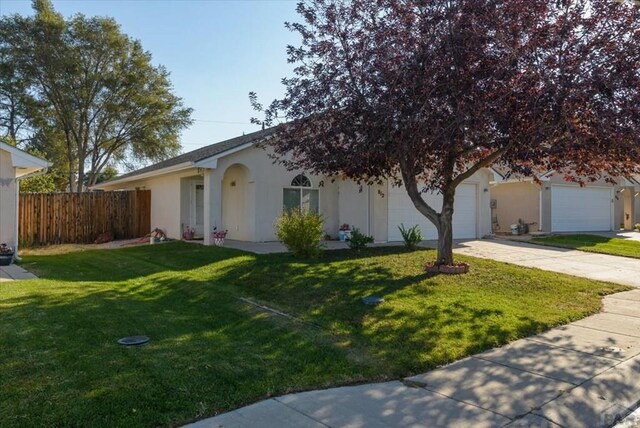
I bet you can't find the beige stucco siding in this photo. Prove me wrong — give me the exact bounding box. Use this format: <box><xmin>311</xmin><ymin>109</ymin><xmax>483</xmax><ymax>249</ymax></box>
<box><xmin>490</xmin><ymin>181</ymin><xmax>541</xmax><ymax>233</ymax></box>
<box><xmin>0</xmin><ymin>149</ymin><xmax>17</xmax><ymax>247</ymax></box>
<box><xmin>541</xmin><ymin>185</ymin><xmax>552</xmax><ymax>232</ymax></box>
<box><xmin>473</xmin><ymin>169</ymin><xmax>493</xmax><ymax>238</ymax></box>
<box><xmin>371</xmin><ymin>183</ymin><xmax>388</xmax><ymax>241</ymax></box>
<box><xmin>99</xmin><ymin>145</ymin><xmax>493</xmax><ymax>243</ymax></box>
<box><xmin>338</xmin><ymin>180</ymin><xmax>369</xmax><ymax>234</ymax></box>
<box><xmin>213</xmin><ymin>145</ymin><xmax>339</xmax><ymax>241</ymax></box>
<box><xmin>492</xmin><ymin>174</ymin><xmax>624</xmax><ymax>233</ymax></box>
<box><xmin>615</xmin><ymin>193</ymin><xmax>625</xmax><ymax>229</ymax></box>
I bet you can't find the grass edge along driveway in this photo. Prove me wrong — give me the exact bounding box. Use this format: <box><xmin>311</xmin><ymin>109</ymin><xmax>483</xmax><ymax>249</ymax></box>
<box><xmin>0</xmin><ymin>242</ymin><xmax>628</xmax><ymax>427</ymax></box>
<box><xmin>531</xmin><ymin>234</ymin><xmax>640</xmax><ymax>259</ymax></box>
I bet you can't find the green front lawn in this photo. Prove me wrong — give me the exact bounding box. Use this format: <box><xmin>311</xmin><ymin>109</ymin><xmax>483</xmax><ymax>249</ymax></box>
<box><xmin>532</xmin><ymin>234</ymin><xmax>640</xmax><ymax>259</ymax></box>
<box><xmin>1</xmin><ymin>243</ymin><xmax>628</xmax><ymax>427</ymax></box>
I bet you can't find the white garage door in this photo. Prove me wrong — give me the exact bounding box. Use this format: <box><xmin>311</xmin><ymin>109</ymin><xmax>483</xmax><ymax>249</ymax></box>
<box><xmin>388</xmin><ymin>183</ymin><xmax>477</xmax><ymax>241</ymax></box>
<box><xmin>551</xmin><ymin>185</ymin><xmax>612</xmax><ymax>232</ymax></box>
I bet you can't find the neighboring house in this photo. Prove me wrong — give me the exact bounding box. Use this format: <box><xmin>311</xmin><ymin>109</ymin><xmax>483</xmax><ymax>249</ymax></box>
<box><xmin>93</xmin><ymin>128</ymin><xmax>493</xmax><ymax>244</ymax></box>
<box><xmin>490</xmin><ymin>168</ymin><xmax>639</xmax><ymax>233</ymax></box>
<box><xmin>0</xmin><ymin>142</ymin><xmax>52</xmax><ymax>254</ymax></box>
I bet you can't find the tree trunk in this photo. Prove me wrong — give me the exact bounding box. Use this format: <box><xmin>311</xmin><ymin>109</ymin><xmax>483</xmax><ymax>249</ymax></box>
<box><xmin>436</xmin><ymin>191</ymin><xmax>455</xmax><ymax>265</ymax></box>
<box><xmin>68</xmin><ymin>160</ymin><xmax>76</xmax><ymax>193</ymax></box>
<box><xmin>76</xmin><ymin>151</ymin><xmax>85</xmax><ymax>193</ymax></box>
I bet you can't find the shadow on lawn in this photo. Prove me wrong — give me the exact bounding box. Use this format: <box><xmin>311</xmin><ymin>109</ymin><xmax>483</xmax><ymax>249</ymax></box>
<box><xmin>0</xmin><ymin>272</ymin><xmax>378</xmax><ymax>427</ymax></box>
<box><xmin>206</xmin><ymin>248</ymin><xmax>552</xmax><ymax>375</ymax></box>
<box><xmin>3</xmin><ymin>243</ymin><xmax>618</xmax><ymax>426</ymax></box>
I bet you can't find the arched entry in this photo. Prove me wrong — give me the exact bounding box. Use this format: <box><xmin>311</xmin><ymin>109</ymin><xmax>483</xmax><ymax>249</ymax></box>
<box><xmin>222</xmin><ymin>164</ymin><xmax>253</xmax><ymax>240</ymax></box>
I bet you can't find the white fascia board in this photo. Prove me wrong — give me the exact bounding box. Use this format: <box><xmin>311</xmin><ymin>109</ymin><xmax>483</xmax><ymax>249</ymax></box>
<box><xmin>91</xmin><ymin>161</ymin><xmax>194</xmax><ymax>189</ymax></box>
<box><xmin>620</xmin><ymin>176</ymin><xmax>640</xmax><ymax>186</ymax></box>
<box><xmin>490</xmin><ymin>177</ymin><xmax>537</xmax><ymax>186</ymax></box>
<box><xmin>0</xmin><ymin>142</ymin><xmax>51</xmax><ymax>169</ymax></box>
<box><xmin>194</xmin><ymin>142</ymin><xmax>255</xmax><ymax>169</ymax></box>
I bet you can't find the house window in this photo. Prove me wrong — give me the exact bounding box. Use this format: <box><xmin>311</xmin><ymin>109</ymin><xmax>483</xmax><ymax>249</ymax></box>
<box><xmin>283</xmin><ymin>174</ymin><xmax>319</xmax><ymax>213</ymax></box>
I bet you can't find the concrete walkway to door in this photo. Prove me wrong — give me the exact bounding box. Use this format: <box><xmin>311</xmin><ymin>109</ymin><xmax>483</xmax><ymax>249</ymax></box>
<box><xmin>0</xmin><ymin>264</ymin><xmax>38</xmax><ymax>281</ymax></box>
<box><xmin>453</xmin><ymin>239</ymin><xmax>640</xmax><ymax>288</ymax></box>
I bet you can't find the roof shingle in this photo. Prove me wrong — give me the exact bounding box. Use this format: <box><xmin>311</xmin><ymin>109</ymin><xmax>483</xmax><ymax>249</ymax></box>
<box><xmin>112</xmin><ymin>127</ymin><xmax>277</xmax><ymax>182</ymax></box>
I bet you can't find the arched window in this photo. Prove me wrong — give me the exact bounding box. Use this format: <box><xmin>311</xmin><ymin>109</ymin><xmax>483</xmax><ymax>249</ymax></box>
<box><xmin>291</xmin><ymin>174</ymin><xmax>311</xmax><ymax>187</ymax></box>
<box><xmin>283</xmin><ymin>174</ymin><xmax>319</xmax><ymax>213</ymax></box>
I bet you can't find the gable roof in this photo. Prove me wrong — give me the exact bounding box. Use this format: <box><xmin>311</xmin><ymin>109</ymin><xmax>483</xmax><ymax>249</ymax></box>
<box><xmin>0</xmin><ymin>142</ymin><xmax>52</xmax><ymax>178</ymax></box>
<box><xmin>101</xmin><ymin>127</ymin><xmax>277</xmax><ymax>185</ymax></box>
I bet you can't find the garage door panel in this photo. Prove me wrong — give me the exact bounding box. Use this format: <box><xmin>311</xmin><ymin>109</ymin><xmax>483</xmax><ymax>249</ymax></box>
<box><xmin>388</xmin><ymin>184</ymin><xmax>477</xmax><ymax>241</ymax></box>
<box><xmin>551</xmin><ymin>186</ymin><xmax>612</xmax><ymax>232</ymax></box>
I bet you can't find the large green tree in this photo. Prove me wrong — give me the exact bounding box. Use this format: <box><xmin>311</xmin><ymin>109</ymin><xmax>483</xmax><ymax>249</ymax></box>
<box><xmin>0</xmin><ymin>0</ymin><xmax>193</xmax><ymax>192</ymax></box>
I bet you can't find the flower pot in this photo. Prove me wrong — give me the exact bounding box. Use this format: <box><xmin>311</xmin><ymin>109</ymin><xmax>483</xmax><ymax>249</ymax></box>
<box><xmin>0</xmin><ymin>254</ymin><xmax>14</xmax><ymax>266</ymax></box>
<box><xmin>424</xmin><ymin>262</ymin><xmax>440</xmax><ymax>273</ymax></box>
<box><xmin>424</xmin><ymin>261</ymin><xmax>469</xmax><ymax>275</ymax></box>
<box><xmin>439</xmin><ymin>263</ymin><xmax>469</xmax><ymax>274</ymax></box>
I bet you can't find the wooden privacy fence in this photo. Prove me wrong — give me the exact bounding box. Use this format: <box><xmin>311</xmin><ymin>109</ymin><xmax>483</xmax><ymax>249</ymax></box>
<box><xmin>19</xmin><ymin>190</ymin><xmax>151</xmax><ymax>246</ymax></box>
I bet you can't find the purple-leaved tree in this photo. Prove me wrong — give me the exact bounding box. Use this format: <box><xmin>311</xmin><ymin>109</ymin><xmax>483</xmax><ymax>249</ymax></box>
<box><xmin>253</xmin><ymin>0</ymin><xmax>640</xmax><ymax>265</ymax></box>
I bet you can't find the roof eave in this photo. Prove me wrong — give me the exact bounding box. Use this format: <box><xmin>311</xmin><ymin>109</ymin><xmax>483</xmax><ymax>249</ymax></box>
<box><xmin>0</xmin><ymin>142</ymin><xmax>52</xmax><ymax>170</ymax></box>
<box><xmin>193</xmin><ymin>141</ymin><xmax>256</xmax><ymax>169</ymax></box>
<box><xmin>91</xmin><ymin>161</ymin><xmax>195</xmax><ymax>189</ymax></box>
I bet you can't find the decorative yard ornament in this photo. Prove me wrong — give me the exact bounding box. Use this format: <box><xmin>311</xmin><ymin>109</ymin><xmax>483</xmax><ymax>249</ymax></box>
<box><xmin>252</xmin><ymin>0</ymin><xmax>640</xmax><ymax>265</ymax></box>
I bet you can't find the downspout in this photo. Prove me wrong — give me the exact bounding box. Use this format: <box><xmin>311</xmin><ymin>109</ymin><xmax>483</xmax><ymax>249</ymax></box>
<box><xmin>13</xmin><ymin>168</ymin><xmax>49</xmax><ymax>261</ymax></box>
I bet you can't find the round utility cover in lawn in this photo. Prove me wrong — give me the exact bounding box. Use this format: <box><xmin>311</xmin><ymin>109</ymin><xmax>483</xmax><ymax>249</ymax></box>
<box><xmin>117</xmin><ymin>336</ymin><xmax>150</xmax><ymax>346</ymax></box>
<box><xmin>362</xmin><ymin>296</ymin><xmax>384</xmax><ymax>306</ymax></box>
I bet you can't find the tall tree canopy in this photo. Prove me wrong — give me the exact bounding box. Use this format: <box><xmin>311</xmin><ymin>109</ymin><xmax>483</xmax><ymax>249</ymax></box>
<box><xmin>0</xmin><ymin>0</ymin><xmax>193</xmax><ymax>192</ymax></box>
<box><xmin>254</xmin><ymin>0</ymin><xmax>640</xmax><ymax>264</ymax></box>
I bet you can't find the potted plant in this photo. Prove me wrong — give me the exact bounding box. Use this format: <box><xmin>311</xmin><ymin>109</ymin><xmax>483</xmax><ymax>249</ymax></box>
<box><xmin>182</xmin><ymin>226</ymin><xmax>195</xmax><ymax>240</ymax></box>
<box><xmin>212</xmin><ymin>230</ymin><xmax>228</xmax><ymax>246</ymax></box>
<box><xmin>0</xmin><ymin>243</ymin><xmax>14</xmax><ymax>266</ymax></box>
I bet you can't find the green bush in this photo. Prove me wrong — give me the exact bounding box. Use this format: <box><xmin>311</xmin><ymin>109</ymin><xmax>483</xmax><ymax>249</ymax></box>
<box><xmin>275</xmin><ymin>209</ymin><xmax>325</xmax><ymax>258</ymax></box>
<box><xmin>348</xmin><ymin>228</ymin><xmax>374</xmax><ymax>251</ymax></box>
<box><xmin>398</xmin><ymin>223</ymin><xmax>424</xmax><ymax>250</ymax></box>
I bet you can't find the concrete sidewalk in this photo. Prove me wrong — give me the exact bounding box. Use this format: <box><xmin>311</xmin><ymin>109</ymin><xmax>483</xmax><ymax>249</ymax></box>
<box><xmin>186</xmin><ymin>239</ymin><xmax>640</xmax><ymax>427</ymax></box>
<box><xmin>453</xmin><ymin>239</ymin><xmax>640</xmax><ymax>288</ymax></box>
<box><xmin>187</xmin><ymin>287</ymin><xmax>640</xmax><ymax>428</ymax></box>
<box><xmin>0</xmin><ymin>264</ymin><xmax>38</xmax><ymax>281</ymax></box>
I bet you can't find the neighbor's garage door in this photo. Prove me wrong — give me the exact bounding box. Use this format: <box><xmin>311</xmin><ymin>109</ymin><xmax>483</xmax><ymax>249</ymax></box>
<box><xmin>551</xmin><ymin>185</ymin><xmax>612</xmax><ymax>232</ymax></box>
<box><xmin>388</xmin><ymin>183</ymin><xmax>477</xmax><ymax>241</ymax></box>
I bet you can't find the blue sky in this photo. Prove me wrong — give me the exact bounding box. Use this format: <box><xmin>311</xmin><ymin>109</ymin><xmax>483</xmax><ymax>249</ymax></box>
<box><xmin>0</xmin><ymin>0</ymin><xmax>300</xmax><ymax>153</ymax></box>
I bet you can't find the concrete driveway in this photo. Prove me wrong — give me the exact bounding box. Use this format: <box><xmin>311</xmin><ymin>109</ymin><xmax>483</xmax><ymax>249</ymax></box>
<box><xmin>453</xmin><ymin>239</ymin><xmax>640</xmax><ymax>288</ymax></box>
